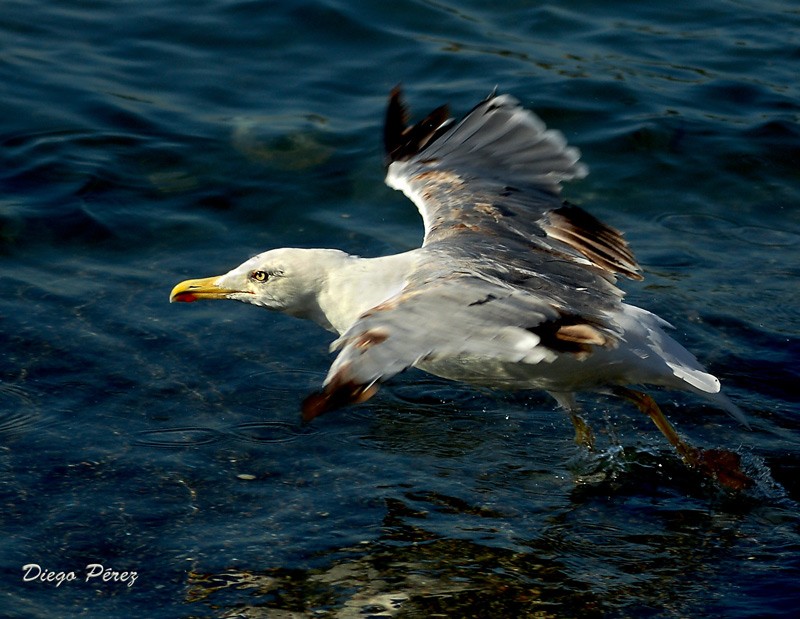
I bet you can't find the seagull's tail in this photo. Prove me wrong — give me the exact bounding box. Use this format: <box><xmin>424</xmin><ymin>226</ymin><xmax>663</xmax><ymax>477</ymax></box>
<box><xmin>618</xmin><ymin>304</ymin><xmax>749</xmax><ymax>427</ymax></box>
<box><xmin>653</xmin><ymin>352</ymin><xmax>749</xmax><ymax>428</ymax></box>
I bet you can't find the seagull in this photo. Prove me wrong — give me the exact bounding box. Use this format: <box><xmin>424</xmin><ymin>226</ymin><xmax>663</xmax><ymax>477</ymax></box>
<box><xmin>171</xmin><ymin>87</ymin><xmax>750</xmax><ymax>488</ymax></box>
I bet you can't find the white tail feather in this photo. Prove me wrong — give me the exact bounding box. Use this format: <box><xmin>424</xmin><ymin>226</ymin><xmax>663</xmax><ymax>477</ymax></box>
<box><xmin>615</xmin><ymin>304</ymin><xmax>748</xmax><ymax>426</ymax></box>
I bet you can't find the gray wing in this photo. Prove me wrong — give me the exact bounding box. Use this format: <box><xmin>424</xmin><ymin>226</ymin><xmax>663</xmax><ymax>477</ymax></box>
<box><xmin>385</xmin><ymin>87</ymin><xmax>641</xmax><ymax>279</ymax></box>
<box><xmin>302</xmin><ymin>89</ymin><xmax>642</xmax><ymax>420</ymax></box>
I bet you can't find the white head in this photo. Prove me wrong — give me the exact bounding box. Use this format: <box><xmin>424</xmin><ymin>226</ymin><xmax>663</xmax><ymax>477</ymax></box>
<box><xmin>170</xmin><ymin>247</ymin><xmax>349</xmax><ymax>322</ymax></box>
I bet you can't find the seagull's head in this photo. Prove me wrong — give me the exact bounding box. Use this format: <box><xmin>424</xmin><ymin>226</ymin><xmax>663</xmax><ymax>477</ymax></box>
<box><xmin>170</xmin><ymin>247</ymin><xmax>347</xmax><ymax>319</ymax></box>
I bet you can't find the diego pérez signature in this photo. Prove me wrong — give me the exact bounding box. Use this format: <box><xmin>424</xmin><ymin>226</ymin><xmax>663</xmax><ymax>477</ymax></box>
<box><xmin>22</xmin><ymin>563</ymin><xmax>138</xmax><ymax>587</ymax></box>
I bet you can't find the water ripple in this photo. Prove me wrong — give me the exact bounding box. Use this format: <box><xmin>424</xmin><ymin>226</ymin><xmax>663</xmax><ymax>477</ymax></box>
<box><xmin>230</xmin><ymin>420</ymin><xmax>315</xmax><ymax>444</ymax></box>
<box><xmin>728</xmin><ymin>225</ymin><xmax>800</xmax><ymax>248</ymax></box>
<box><xmin>658</xmin><ymin>212</ymin><xmax>800</xmax><ymax>247</ymax></box>
<box><xmin>0</xmin><ymin>381</ymin><xmax>41</xmax><ymax>438</ymax></box>
<box><xmin>658</xmin><ymin>212</ymin><xmax>739</xmax><ymax>237</ymax></box>
<box><xmin>134</xmin><ymin>420</ymin><xmax>315</xmax><ymax>448</ymax></box>
<box><xmin>134</xmin><ymin>426</ymin><xmax>225</xmax><ymax>448</ymax></box>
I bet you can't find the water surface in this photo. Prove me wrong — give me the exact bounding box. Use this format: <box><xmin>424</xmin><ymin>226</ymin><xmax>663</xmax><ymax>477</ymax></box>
<box><xmin>1</xmin><ymin>1</ymin><xmax>799</xmax><ymax>617</ymax></box>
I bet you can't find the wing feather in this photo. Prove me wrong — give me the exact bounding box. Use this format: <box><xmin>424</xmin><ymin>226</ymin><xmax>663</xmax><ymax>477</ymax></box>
<box><xmin>385</xmin><ymin>88</ymin><xmax>640</xmax><ymax>281</ymax></box>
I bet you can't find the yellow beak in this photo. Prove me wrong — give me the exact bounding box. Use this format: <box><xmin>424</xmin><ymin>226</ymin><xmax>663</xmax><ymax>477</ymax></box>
<box><xmin>170</xmin><ymin>276</ymin><xmax>239</xmax><ymax>303</ymax></box>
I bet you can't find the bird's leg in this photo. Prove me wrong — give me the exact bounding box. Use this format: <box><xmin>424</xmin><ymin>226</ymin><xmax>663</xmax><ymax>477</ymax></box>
<box><xmin>569</xmin><ymin>410</ymin><xmax>596</xmax><ymax>451</ymax></box>
<box><xmin>613</xmin><ymin>387</ymin><xmax>700</xmax><ymax>464</ymax></box>
<box><xmin>613</xmin><ymin>387</ymin><xmax>752</xmax><ymax>490</ymax></box>
<box><xmin>550</xmin><ymin>392</ymin><xmax>595</xmax><ymax>450</ymax></box>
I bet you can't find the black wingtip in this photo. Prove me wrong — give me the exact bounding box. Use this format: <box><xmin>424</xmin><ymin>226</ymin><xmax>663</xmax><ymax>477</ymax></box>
<box><xmin>383</xmin><ymin>87</ymin><xmax>451</xmax><ymax>164</ymax></box>
<box><xmin>384</xmin><ymin>85</ymin><xmax>408</xmax><ymax>163</ymax></box>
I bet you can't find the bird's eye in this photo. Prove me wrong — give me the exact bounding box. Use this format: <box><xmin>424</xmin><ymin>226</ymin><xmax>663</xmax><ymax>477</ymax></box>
<box><xmin>251</xmin><ymin>270</ymin><xmax>269</xmax><ymax>282</ymax></box>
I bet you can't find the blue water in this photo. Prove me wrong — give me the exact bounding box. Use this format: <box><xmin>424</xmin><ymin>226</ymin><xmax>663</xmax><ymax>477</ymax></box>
<box><xmin>2</xmin><ymin>1</ymin><xmax>799</xmax><ymax>617</ymax></box>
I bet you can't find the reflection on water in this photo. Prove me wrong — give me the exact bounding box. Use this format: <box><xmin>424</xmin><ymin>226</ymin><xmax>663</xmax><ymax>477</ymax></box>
<box><xmin>186</xmin><ymin>537</ymin><xmax>603</xmax><ymax>618</ymax></box>
<box><xmin>184</xmin><ymin>453</ymin><xmax>794</xmax><ymax>618</ymax></box>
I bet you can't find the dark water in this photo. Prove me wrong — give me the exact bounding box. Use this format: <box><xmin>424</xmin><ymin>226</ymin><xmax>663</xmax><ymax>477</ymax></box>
<box><xmin>2</xmin><ymin>0</ymin><xmax>799</xmax><ymax>617</ymax></box>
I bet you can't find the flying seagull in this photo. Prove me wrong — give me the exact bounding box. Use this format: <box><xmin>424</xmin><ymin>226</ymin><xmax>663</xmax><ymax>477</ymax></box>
<box><xmin>171</xmin><ymin>87</ymin><xmax>749</xmax><ymax>488</ymax></box>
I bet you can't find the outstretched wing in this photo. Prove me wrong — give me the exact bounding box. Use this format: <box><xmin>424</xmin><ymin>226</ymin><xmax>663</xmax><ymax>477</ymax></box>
<box><xmin>385</xmin><ymin>87</ymin><xmax>641</xmax><ymax>279</ymax></box>
<box><xmin>302</xmin><ymin>89</ymin><xmax>643</xmax><ymax>420</ymax></box>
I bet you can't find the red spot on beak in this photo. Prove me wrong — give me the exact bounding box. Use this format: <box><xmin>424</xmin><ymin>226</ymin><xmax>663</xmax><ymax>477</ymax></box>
<box><xmin>171</xmin><ymin>291</ymin><xmax>198</xmax><ymax>303</ymax></box>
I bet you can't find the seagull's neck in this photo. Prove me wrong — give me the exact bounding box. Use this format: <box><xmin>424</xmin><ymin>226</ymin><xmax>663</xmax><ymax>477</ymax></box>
<box><xmin>315</xmin><ymin>251</ymin><xmax>418</xmax><ymax>334</ymax></box>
